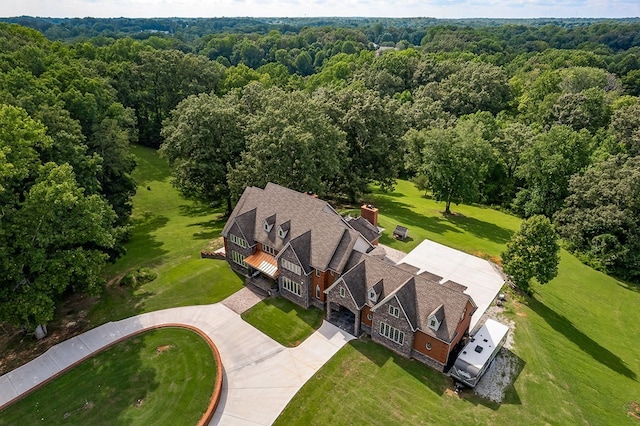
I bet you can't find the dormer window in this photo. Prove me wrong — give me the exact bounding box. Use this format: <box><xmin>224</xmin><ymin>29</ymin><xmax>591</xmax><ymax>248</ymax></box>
<box><xmin>368</xmin><ymin>288</ymin><xmax>378</xmax><ymax>303</ymax></box>
<box><xmin>263</xmin><ymin>220</ymin><xmax>273</xmax><ymax>232</ymax></box>
<box><xmin>428</xmin><ymin>314</ymin><xmax>441</xmax><ymax>331</ymax></box>
<box><xmin>278</xmin><ymin>226</ymin><xmax>288</xmax><ymax>238</ymax></box>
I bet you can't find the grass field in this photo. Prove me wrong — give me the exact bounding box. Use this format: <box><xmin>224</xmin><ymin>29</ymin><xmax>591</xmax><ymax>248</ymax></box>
<box><xmin>241</xmin><ymin>298</ymin><xmax>324</xmax><ymax>347</ymax></box>
<box><xmin>0</xmin><ymin>328</ymin><xmax>216</xmax><ymax>425</ymax></box>
<box><xmin>88</xmin><ymin>145</ymin><xmax>244</xmax><ymax>325</ymax></box>
<box><xmin>366</xmin><ymin>179</ymin><xmax>523</xmax><ymax>261</ymax></box>
<box><xmin>277</xmin><ymin>180</ymin><xmax>640</xmax><ymax>425</ymax></box>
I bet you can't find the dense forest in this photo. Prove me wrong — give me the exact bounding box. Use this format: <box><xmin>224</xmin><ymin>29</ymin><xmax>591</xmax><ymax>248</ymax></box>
<box><xmin>1</xmin><ymin>17</ymin><xmax>640</xmax><ymax>331</ymax></box>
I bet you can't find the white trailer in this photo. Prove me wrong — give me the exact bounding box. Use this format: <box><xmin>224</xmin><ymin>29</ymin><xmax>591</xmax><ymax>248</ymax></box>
<box><xmin>449</xmin><ymin>319</ymin><xmax>509</xmax><ymax>388</ymax></box>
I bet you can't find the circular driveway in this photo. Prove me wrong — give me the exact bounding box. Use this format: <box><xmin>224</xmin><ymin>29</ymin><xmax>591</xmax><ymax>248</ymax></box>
<box><xmin>0</xmin><ymin>303</ymin><xmax>354</xmax><ymax>425</ymax></box>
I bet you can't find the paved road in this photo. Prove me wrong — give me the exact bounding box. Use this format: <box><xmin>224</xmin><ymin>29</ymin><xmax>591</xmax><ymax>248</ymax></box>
<box><xmin>0</xmin><ymin>303</ymin><xmax>354</xmax><ymax>425</ymax></box>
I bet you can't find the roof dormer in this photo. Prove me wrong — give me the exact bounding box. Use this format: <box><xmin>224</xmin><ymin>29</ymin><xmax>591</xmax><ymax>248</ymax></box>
<box><xmin>368</xmin><ymin>288</ymin><xmax>378</xmax><ymax>303</ymax></box>
<box><xmin>368</xmin><ymin>279</ymin><xmax>383</xmax><ymax>304</ymax></box>
<box><xmin>263</xmin><ymin>214</ymin><xmax>275</xmax><ymax>233</ymax></box>
<box><xmin>427</xmin><ymin>304</ymin><xmax>445</xmax><ymax>332</ymax></box>
<box><xmin>278</xmin><ymin>220</ymin><xmax>290</xmax><ymax>239</ymax></box>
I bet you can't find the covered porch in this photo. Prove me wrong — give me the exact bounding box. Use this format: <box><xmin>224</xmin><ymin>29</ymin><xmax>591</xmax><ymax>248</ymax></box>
<box><xmin>244</xmin><ymin>251</ymin><xmax>278</xmax><ymax>294</ymax></box>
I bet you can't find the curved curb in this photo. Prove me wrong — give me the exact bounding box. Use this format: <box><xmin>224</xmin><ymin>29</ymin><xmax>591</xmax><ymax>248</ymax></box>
<box><xmin>0</xmin><ymin>323</ymin><xmax>223</xmax><ymax>424</ymax></box>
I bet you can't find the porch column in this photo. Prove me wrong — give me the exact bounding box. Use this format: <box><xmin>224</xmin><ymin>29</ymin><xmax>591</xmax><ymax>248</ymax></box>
<box><xmin>326</xmin><ymin>302</ymin><xmax>332</xmax><ymax>321</ymax></box>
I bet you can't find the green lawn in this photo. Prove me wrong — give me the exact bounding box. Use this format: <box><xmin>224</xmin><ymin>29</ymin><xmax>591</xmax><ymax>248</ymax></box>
<box><xmin>368</xmin><ymin>179</ymin><xmax>522</xmax><ymax>261</ymax></box>
<box><xmin>0</xmin><ymin>328</ymin><xmax>216</xmax><ymax>426</ymax></box>
<box><xmin>88</xmin><ymin>145</ymin><xmax>244</xmax><ymax>325</ymax></box>
<box><xmin>278</xmin><ymin>180</ymin><xmax>640</xmax><ymax>425</ymax></box>
<box><xmin>241</xmin><ymin>298</ymin><xmax>324</xmax><ymax>347</ymax></box>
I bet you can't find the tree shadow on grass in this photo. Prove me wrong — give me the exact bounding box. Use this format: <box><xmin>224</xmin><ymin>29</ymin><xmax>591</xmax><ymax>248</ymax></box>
<box><xmin>529</xmin><ymin>296</ymin><xmax>636</xmax><ymax>380</ymax></box>
<box><xmin>442</xmin><ymin>213</ymin><xmax>514</xmax><ymax>244</ymax></box>
<box><xmin>379</xmin><ymin>201</ymin><xmax>463</xmax><ymax>236</ymax></box>
<box><xmin>372</xmin><ymin>190</ymin><xmax>514</xmax><ymax>247</ymax></box>
<box><xmin>615</xmin><ymin>277</ymin><xmax>640</xmax><ymax>294</ymax></box>
<box><xmin>124</xmin><ymin>212</ymin><xmax>170</xmax><ymax>267</ymax></box>
<box><xmin>350</xmin><ymin>337</ymin><xmax>447</xmax><ymax>396</ymax></box>
<box><xmin>187</xmin><ymin>218</ymin><xmax>226</xmax><ymax>240</ymax></box>
<box><xmin>179</xmin><ymin>203</ymin><xmax>213</xmax><ymax>217</ymax></box>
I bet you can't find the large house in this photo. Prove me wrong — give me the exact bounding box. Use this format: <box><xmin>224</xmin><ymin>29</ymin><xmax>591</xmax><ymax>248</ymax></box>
<box><xmin>221</xmin><ymin>183</ymin><xmax>476</xmax><ymax>371</ymax></box>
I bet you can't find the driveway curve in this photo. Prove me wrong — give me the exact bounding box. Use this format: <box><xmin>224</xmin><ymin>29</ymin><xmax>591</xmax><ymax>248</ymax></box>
<box><xmin>0</xmin><ymin>303</ymin><xmax>354</xmax><ymax>425</ymax></box>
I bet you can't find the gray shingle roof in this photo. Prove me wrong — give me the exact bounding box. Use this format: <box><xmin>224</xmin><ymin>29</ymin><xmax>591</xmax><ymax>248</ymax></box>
<box><xmin>442</xmin><ymin>280</ymin><xmax>467</xmax><ymax>293</ymax></box>
<box><xmin>418</xmin><ymin>271</ymin><xmax>444</xmax><ymax>283</ymax></box>
<box><xmin>345</xmin><ymin>216</ymin><xmax>381</xmax><ymax>244</ymax></box>
<box><xmin>222</xmin><ymin>183</ymin><xmax>370</xmax><ymax>273</ymax></box>
<box><xmin>344</xmin><ymin>255</ymin><xmax>472</xmax><ymax>343</ymax></box>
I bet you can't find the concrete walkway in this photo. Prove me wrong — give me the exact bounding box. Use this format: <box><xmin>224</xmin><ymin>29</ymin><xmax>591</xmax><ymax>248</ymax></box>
<box><xmin>0</xmin><ymin>303</ymin><xmax>354</xmax><ymax>425</ymax></box>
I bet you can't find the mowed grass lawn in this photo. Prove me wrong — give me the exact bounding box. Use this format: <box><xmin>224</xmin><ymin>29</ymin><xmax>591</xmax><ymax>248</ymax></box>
<box><xmin>89</xmin><ymin>145</ymin><xmax>243</xmax><ymax>325</ymax></box>
<box><xmin>0</xmin><ymin>328</ymin><xmax>216</xmax><ymax>425</ymax></box>
<box><xmin>277</xmin><ymin>180</ymin><xmax>640</xmax><ymax>425</ymax></box>
<box><xmin>369</xmin><ymin>179</ymin><xmax>522</xmax><ymax>260</ymax></box>
<box><xmin>241</xmin><ymin>298</ymin><xmax>324</xmax><ymax>347</ymax></box>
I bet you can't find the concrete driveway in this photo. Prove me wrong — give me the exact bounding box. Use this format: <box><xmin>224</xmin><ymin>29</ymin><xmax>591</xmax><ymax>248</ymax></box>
<box><xmin>0</xmin><ymin>304</ymin><xmax>354</xmax><ymax>425</ymax></box>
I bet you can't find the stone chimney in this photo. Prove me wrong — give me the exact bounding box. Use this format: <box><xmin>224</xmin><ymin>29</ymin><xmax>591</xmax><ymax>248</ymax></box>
<box><xmin>361</xmin><ymin>204</ymin><xmax>378</xmax><ymax>227</ymax></box>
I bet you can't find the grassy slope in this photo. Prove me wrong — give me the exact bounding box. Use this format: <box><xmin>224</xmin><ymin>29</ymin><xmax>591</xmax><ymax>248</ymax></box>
<box><xmin>277</xmin><ymin>180</ymin><xmax>640</xmax><ymax>425</ymax></box>
<box><xmin>0</xmin><ymin>328</ymin><xmax>216</xmax><ymax>425</ymax></box>
<box><xmin>369</xmin><ymin>179</ymin><xmax>522</xmax><ymax>260</ymax></box>
<box><xmin>89</xmin><ymin>145</ymin><xmax>243</xmax><ymax>325</ymax></box>
<box><xmin>241</xmin><ymin>298</ymin><xmax>324</xmax><ymax>347</ymax></box>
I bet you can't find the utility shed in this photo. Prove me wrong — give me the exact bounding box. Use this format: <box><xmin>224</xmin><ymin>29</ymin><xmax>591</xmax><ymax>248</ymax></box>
<box><xmin>393</xmin><ymin>225</ymin><xmax>409</xmax><ymax>240</ymax></box>
<box><xmin>449</xmin><ymin>319</ymin><xmax>509</xmax><ymax>388</ymax></box>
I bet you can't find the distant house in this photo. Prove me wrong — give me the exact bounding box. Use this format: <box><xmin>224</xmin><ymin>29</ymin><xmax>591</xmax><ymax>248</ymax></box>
<box><xmin>221</xmin><ymin>183</ymin><xmax>476</xmax><ymax>370</ymax></box>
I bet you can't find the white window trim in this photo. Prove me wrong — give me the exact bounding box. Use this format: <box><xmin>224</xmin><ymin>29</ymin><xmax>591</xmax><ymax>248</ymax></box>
<box><xmin>428</xmin><ymin>315</ymin><xmax>441</xmax><ymax>331</ymax></box>
<box><xmin>229</xmin><ymin>234</ymin><xmax>247</xmax><ymax>248</ymax></box>
<box><xmin>316</xmin><ymin>285</ymin><xmax>320</xmax><ymax>299</ymax></box>
<box><xmin>231</xmin><ymin>250</ymin><xmax>248</xmax><ymax>268</ymax></box>
<box><xmin>316</xmin><ymin>269</ymin><xmax>321</xmax><ymax>277</ymax></box>
<box><xmin>388</xmin><ymin>305</ymin><xmax>400</xmax><ymax>318</ymax></box>
<box><xmin>340</xmin><ymin>287</ymin><xmax>346</xmax><ymax>298</ymax></box>
<box><xmin>379</xmin><ymin>322</ymin><xmax>405</xmax><ymax>345</ymax></box>
<box><xmin>263</xmin><ymin>220</ymin><xmax>273</xmax><ymax>232</ymax></box>
<box><xmin>368</xmin><ymin>289</ymin><xmax>377</xmax><ymax>302</ymax></box>
<box><xmin>278</xmin><ymin>226</ymin><xmax>288</xmax><ymax>239</ymax></box>
<box><xmin>281</xmin><ymin>276</ymin><xmax>302</xmax><ymax>296</ymax></box>
<box><xmin>262</xmin><ymin>244</ymin><xmax>276</xmax><ymax>256</ymax></box>
<box><xmin>281</xmin><ymin>258</ymin><xmax>301</xmax><ymax>275</ymax></box>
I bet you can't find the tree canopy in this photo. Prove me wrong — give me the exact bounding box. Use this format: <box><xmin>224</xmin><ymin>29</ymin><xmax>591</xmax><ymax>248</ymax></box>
<box><xmin>2</xmin><ymin>15</ymin><xmax>640</xmax><ymax>318</ymax></box>
<box><xmin>554</xmin><ymin>154</ymin><xmax>640</xmax><ymax>280</ymax></box>
<box><xmin>501</xmin><ymin>215</ymin><xmax>560</xmax><ymax>294</ymax></box>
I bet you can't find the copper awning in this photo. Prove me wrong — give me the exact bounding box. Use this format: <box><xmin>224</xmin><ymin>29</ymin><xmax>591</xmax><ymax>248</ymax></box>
<box><xmin>244</xmin><ymin>251</ymin><xmax>279</xmax><ymax>279</ymax></box>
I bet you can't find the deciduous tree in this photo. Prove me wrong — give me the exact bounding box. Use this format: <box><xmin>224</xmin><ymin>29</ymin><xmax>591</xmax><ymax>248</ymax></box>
<box><xmin>501</xmin><ymin>215</ymin><xmax>560</xmax><ymax>294</ymax></box>
<box><xmin>417</xmin><ymin>120</ymin><xmax>493</xmax><ymax>214</ymax></box>
<box><xmin>0</xmin><ymin>105</ymin><xmax>118</xmax><ymax>332</ymax></box>
<box><xmin>160</xmin><ymin>92</ymin><xmax>245</xmax><ymax>214</ymax></box>
<box><xmin>554</xmin><ymin>154</ymin><xmax>640</xmax><ymax>280</ymax></box>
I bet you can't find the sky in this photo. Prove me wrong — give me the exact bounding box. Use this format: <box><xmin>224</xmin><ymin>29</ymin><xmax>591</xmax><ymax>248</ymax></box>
<box><xmin>2</xmin><ymin>0</ymin><xmax>639</xmax><ymax>19</ymax></box>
